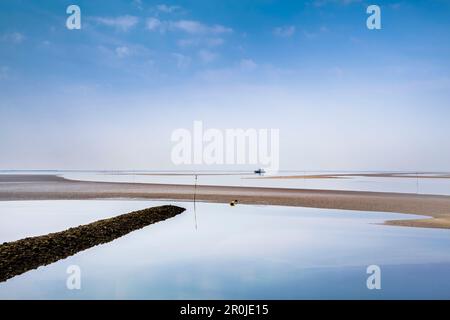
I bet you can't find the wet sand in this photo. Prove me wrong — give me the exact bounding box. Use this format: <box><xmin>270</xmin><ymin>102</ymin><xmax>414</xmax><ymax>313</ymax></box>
<box><xmin>1</xmin><ymin>175</ymin><xmax>450</xmax><ymax>229</ymax></box>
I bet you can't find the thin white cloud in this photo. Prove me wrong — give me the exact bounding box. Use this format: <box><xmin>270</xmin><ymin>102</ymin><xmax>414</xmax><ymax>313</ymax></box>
<box><xmin>273</xmin><ymin>25</ymin><xmax>296</xmax><ymax>38</ymax></box>
<box><xmin>1</xmin><ymin>32</ymin><xmax>25</xmax><ymax>44</ymax></box>
<box><xmin>205</xmin><ymin>38</ymin><xmax>225</xmax><ymax>47</ymax></box>
<box><xmin>301</xmin><ymin>26</ymin><xmax>328</xmax><ymax>39</ymax></box>
<box><xmin>96</xmin><ymin>44</ymin><xmax>150</xmax><ymax>65</ymax></box>
<box><xmin>172</xmin><ymin>53</ymin><xmax>191</xmax><ymax>69</ymax></box>
<box><xmin>240</xmin><ymin>59</ymin><xmax>257</xmax><ymax>70</ymax></box>
<box><xmin>312</xmin><ymin>0</ymin><xmax>361</xmax><ymax>6</ymax></box>
<box><xmin>115</xmin><ymin>46</ymin><xmax>131</xmax><ymax>58</ymax></box>
<box><xmin>172</xmin><ymin>20</ymin><xmax>232</xmax><ymax>34</ymax></box>
<box><xmin>303</xmin><ymin>30</ymin><xmax>317</xmax><ymax>39</ymax></box>
<box><xmin>198</xmin><ymin>49</ymin><xmax>218</xmax><ymax>63</ymax></box>
<box><xmin>389</xmin><ymin>3</ymin><xmax>402</xmax><ymax>10</ymax></box>
<box><xmin>132</xmin><ymin>0</ymin><xmax>143</xmax><ymax>10</ymax></box>
<box><xmin>146</xmin><ymin>17</ymin><xmax>165</xmax><ymax>32</ymax></box>
<box><xmin>177</xmin><ymin>38</ymin><xmax>197</xmax><ymax>47</ymax></box>
<box><xmin>93</xmin><ymin>15</ymin><xmax>139</xmax><ymax>31</ymax></box>
<box><xmin>156</xmin><ymin>4</ymin><xmax>181</xmax><ymax>13</ymax></box>
<box><xmin>177</xmin><ymin>37</ymin><xmax>224</xmax><ymax>48</ymax></box>
<box><xmin>146</xmin><ymin>18</ymin><xmax>232</xmax><ymax>35</ymax></box>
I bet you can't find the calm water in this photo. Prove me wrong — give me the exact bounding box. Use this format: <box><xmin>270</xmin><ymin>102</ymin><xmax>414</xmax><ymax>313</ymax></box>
<box><xmin>2</xmin><ymin>170</ymin><xmax>450</xmax><ymax>195</ymax></box>
<box><xmin>0</xmin><ymin>200</ymin><xmax>449</xmax><ymax>299</ymax></box>
<box><xmin>61</xmin><ymin>171</ymin><xmax>450</xmax><ymax>196</ymax></box>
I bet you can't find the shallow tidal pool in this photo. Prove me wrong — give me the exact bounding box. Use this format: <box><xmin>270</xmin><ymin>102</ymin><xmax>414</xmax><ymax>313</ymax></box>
<box><xmin>0</xmin><ymin>200</ymin><xmax>449</xmax><ymax>299</ymax></box>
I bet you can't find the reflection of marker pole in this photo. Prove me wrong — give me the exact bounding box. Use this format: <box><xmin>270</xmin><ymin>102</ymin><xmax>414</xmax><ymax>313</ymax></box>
<box><xmin>416</xmin><ymin>172</ymin><xmax>419</xmax><ymax>194</ymax></box>
<box><xmin>193</xmin><ymin>174</ymin><xmax>198</xmax><ymax>230</ymax></box>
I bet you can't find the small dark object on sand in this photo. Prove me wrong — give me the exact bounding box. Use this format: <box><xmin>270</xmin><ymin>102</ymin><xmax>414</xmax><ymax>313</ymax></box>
<box><xmin>254</xmin><ymin>168</ymin><xmax>266</xmax><ymax>175</ymax></box>
<box><xmin>0</xmin><ymin>205</ymin><xmax>185</xmax><ymax>283</ymax></box>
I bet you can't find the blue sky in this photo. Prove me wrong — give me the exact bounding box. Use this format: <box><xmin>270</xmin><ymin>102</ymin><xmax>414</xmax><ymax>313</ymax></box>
<box><xmin>1</xmin><ymin>0</ymin><xmax>450</xmax><ymax>170</ymax></box>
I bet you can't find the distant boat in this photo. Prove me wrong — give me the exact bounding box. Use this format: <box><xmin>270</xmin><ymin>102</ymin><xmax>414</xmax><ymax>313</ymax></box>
<box><xmin>254</xmin><ymin>168</ymin><xmax>266</xmax><ymax>175</ymax></box>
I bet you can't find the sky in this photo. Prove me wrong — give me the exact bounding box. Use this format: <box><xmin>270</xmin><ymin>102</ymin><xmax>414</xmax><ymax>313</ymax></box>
<box><xmin>0</xmin><ymin>0</ymin><xmax>450</xmax><ymax>171</ymax></box>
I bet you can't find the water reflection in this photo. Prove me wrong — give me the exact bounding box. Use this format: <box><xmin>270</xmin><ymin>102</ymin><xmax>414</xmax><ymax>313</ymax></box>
<box><xmin>60</xmin><ymin>171</ymin><xmax>450</xmax><ymax>196</ymax></box>
<box><xmin>2</xmin><ymin>170</ymin><xmax>450</xmax><ymax>195</ymax></box>
<box><xmin>0</xmin><ymin>205</ymin><xmax>184</xmax><ymax>282</ymax></box>
<box><xmin>0</xmin><ymin>200</ymin><xmax>449</xmax><ymax>299</ymax></box>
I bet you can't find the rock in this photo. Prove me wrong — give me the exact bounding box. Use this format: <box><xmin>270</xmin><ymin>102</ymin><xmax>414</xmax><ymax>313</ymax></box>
<box><xmin>0</xmin><ymin>205</ymin><xmax>185</xmax><ymax>283</ymax></box>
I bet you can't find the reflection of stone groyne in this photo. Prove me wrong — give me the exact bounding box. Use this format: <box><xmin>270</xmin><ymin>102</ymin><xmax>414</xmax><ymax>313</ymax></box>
<box><xmin>0</xmin><ymin>205</ymin><xmax>185</xmax><ymax>283</ymax></box>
